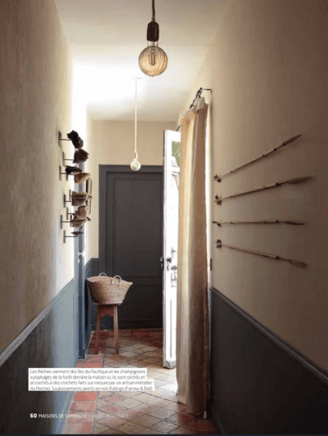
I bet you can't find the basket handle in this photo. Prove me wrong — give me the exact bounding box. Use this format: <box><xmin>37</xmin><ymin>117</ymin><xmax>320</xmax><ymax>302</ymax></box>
<box><xmin>99</xmin><ymin>272</ymin><xmax>107</xmax><ymax>276</ymax></box>
<box><xmin>112</xmin><ymin>275</ymin><xmax>122</xmax><ymax>286</ymax></box>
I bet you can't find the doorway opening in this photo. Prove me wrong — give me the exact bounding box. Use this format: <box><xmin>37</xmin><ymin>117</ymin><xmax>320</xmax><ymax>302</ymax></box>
<box><xmin>99</xmin><ymin>165</ymin><xmax>164</xmax><ymax>331</ymax></box>
<box><xmin>162</xmin><ymin>130</ymin><xmax>181</xmax><ymax>369</ymax></box>
<box><xmin>97</xmin><ymin>129</ymin><xmax>182</xmax><ymax>371</ymax></box>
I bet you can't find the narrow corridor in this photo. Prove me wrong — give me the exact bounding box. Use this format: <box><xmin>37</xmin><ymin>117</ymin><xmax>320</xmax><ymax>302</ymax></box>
<box><xmin>62</xmin><ymin>329</ymin><xmax>217</xmax><ymax>434</ymax></box>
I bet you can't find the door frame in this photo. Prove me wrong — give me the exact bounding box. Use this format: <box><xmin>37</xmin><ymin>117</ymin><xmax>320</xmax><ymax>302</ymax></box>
<box><xmin>99</xmin><ymin>164</ymin><xmax>164</xmax><ymax>279</ymax></box>
<box><xmin>162</xmin><ymin>130</ymin><xmax>181</xmax><ymax>368</ymax></box>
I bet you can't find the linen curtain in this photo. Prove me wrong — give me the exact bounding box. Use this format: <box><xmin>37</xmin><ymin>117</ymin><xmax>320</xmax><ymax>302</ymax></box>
<box><xmin>176</xmin><ymin>97</ymin><xmax>209</xmax><ymax>415</ymax></box>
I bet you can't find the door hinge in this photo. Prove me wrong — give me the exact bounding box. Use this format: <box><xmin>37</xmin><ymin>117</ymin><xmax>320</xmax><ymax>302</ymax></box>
<box><xmin>209</xmin><ymin>258</ymin><xmax>212</xmax><ymax>271</ymax></box>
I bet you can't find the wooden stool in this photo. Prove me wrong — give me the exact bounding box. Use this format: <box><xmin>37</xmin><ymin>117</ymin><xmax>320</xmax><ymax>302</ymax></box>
<box><xmin>95</xmin><ymin>304</ymin><xmax>119</xmax><ymax>354</ymax></box>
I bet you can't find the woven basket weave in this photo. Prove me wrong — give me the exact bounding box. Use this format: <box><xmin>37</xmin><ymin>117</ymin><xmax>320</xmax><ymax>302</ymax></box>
<box><xmin>87</xmin><ymin>274</ymin><xmax>132</xmax><ymax>305</ymax></box>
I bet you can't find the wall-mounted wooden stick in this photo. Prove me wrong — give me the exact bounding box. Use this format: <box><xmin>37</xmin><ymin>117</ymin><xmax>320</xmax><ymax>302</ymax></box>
<box><xmin>212</xmin><ymin>219</ymin><xmax>305</xmax><ymax>226</ymax></box>
<box><xmin>215</xmin><ymin>176</ymin><xmax>312</xmax><ymax>205</ymax></box>
<box><xmin>216</xmin><ymin>239</ymin><xmax>307</xmax><ymax>268</ymax></box>
<box><xmin>213</xmin><ymin>134</ymin><xmax>302</xmax><ymax>182</ymax></box>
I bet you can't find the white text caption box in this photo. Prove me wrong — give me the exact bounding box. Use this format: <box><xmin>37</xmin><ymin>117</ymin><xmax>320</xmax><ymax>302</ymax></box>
<box><xmin>28</xmin><ymin>368</ymin><xmax>154</xmax><ymax>392</ymax></box>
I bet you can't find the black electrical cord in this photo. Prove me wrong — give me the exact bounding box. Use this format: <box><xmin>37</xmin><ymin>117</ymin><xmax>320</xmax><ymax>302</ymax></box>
<box><xmin>152</xmin><ymin>0</ymin><xmax>155</xmax><ymax>21</ymax></box>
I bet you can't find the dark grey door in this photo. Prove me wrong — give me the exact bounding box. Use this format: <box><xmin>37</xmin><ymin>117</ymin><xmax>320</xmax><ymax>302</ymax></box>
<box><xmin>99</xmin><ymin>165</ymin><xmax>163</xmax><ymax>329</ymax></box>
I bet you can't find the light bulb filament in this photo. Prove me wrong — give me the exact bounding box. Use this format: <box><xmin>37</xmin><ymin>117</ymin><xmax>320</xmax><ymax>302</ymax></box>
<box><xmin>149</xmin><ymin>48</ymin><xmax>156</xmax><ymax>65</ymax></box>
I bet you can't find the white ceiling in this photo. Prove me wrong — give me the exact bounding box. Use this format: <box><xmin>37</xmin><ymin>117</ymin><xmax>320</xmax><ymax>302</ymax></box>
<box><xmin>54</xmin><ymin>0</ymin><xmax>227</xmax><ymax>121</ymax></box>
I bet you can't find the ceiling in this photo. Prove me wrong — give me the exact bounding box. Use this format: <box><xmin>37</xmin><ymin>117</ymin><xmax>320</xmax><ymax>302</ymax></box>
<box><xmin>54</xmin><ymin>0</ymin><xmax>227</xmax><ymax>121</ymax></box>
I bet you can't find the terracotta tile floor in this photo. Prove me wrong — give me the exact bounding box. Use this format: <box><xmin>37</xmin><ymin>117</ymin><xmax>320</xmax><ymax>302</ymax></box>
<box><xmin>62</xmin><ymin>329</ymin><xmax>217</xmax><ymax>435</ymax></box>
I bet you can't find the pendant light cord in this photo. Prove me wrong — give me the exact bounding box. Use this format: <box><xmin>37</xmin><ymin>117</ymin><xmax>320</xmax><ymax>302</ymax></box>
<box><xmin>152</xmin><ymin>0</ymin><xmax>155</xmax><ymax>21</ymax></box>
<box><xmin>134</xmin><ymin>79</ymin><xmax>138</xmax><ymax>158</ymax></box>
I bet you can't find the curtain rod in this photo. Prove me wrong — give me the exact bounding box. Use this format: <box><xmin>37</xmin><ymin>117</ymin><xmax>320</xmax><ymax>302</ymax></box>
<box><xmin>176</xmin><ymin>87</ymin><xmax>212</xmax><ymax>131</ymax></box>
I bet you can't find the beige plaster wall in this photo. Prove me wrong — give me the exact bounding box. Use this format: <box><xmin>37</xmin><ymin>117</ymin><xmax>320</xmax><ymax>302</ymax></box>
<box><xmin>179</xmin><ymin>0</ymin><xmax>328</xmax><ymax>370</ymax></box>
<box><xmin>85</xmin><ymin>120</ymin><xmax>175</xmax><ymax>261</ymax></box>
<box><xmin>0</xmin><ymin>0</ymin><xmax>72</xmax><ymax>353</ymax></box>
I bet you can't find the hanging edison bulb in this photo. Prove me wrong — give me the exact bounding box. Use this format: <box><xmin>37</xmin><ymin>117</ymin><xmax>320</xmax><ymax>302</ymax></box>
<box><xmin>138</xmin><ymin>0</ymin><xmax>168</xmax><ymax>77</ymax></box>
<box><xmin>130</xmin><ymin>80</ymin><xmax>141</xmax><ymax>172</ymax></box>
<box><xmin>139</xmin><ymin>42</ymin><xmax>168</xmax><ymax>77</ymax></box>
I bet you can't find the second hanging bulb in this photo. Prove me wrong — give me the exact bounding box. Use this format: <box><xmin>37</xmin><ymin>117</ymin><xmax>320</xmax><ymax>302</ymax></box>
<box><xmin>130</xmin><ymin>79</ymin><xmax>141</xmax><ymax>172</ymax></box>
<box><xmin>130</xmin><ymin>156</ymin><xmax>141</xmax><ymax>171</ymax></box>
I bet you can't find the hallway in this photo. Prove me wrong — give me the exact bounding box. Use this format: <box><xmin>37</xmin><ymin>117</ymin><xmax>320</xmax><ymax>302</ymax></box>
<box><xmin>2</xmin><ymin>1</ymin><xmax>328</xmax><ymax>433</ymax></box>
<box><xmin>62</xmin><ymin>329</ymin><xmax>217</xmax><ymax>434</ymax></box>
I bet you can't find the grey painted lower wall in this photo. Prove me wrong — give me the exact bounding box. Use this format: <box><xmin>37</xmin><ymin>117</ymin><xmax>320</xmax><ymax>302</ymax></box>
<box><xmin>84</xmin><ymin>258</ymin><xmax>99</xmax><ymax>350</ymax></box>
<box><xmin>210</xmin><ymin>287</ymin><xmax>328</xmax><ymax>434</ymax></box>
<box><xmin>0</xmin><ymin>278</ymin><xmax>78</xmax><ymax>434</ymax></box>
<box><xmin>0</xmin><ymin>258</ymin><xmax>99</xmax><ymax>434</ymax></box>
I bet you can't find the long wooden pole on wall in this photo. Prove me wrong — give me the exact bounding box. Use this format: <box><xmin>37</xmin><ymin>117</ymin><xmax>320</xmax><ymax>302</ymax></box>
<box><xmin>215</xmin><ymin>176</ymin><xmax>312</xmax><ymax>205</ymax></box>
<box><xmin>214</xmin><ymin>134</ymin><xmax>302</xmax><ymax>182</ymax></box>
<box><xmin>212</xmin><ymin>219</ymin><xmax>305</xmax><ymax>226</ymax></box>
<box><xmin>216</xmin><ymin>239</ymin><xmax>308</xmax><ymax>268</ymax></box>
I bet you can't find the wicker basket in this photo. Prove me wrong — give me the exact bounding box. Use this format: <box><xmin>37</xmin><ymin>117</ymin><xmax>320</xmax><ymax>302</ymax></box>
<box><xmin>87</xmin><ymin>274</ymin><xmax>132</xmax><ymax>305</ymax></box>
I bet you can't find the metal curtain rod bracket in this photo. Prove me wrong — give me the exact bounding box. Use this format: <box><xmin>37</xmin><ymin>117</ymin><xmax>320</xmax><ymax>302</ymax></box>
<box><xmin>216</xmin><ymin>239</ymin><xmax>308</xmax><ymax>268</ymax></box>
<box><xmin>214</xmin><ymin>176</ymin><xmax>313</xmax><ymax>205</ymax></box>
<box><xmin>214</xmin><ymin>134</ymin><xmax>302</xmax><ymax>182</ymax></box>
<box><xmin>189</xmin><ymin>87</ymin><xmax>212</xmax><ymax>109</ymax></box>
<box><xmin>176</xmin><ymin>87</ymin><xmax>212</xmax><ymax>130</ymax></box>
<box><xmin>212</xmin><ymin>219</ymin><xmax>305</xmax><ymax>226</ymax></box>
